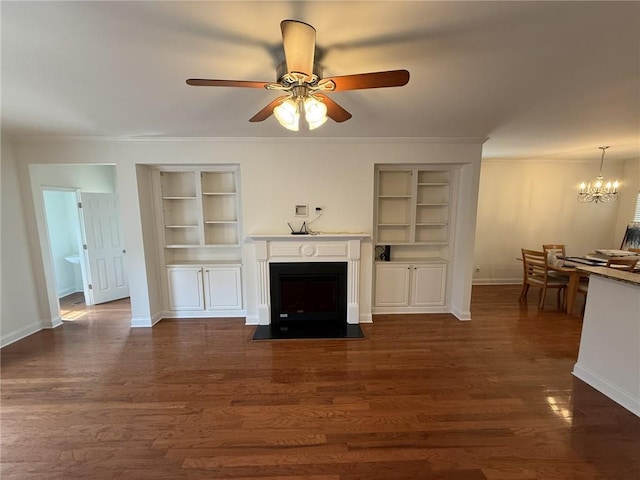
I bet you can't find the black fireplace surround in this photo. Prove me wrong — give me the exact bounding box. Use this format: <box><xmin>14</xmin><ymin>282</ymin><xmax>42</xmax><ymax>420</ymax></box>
<box><xmin>269</xmin><ymin>262</ymin><xmax>347</xmax><ymax>325</ymax></box>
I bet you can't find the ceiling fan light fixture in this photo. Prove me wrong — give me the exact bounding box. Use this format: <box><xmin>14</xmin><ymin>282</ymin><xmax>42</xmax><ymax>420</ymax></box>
<box><xmin>186</xmin><ymin>20</ymin><xmax>410</xmax><ymax>129</ymax></box>
<box><xmin>303</xmin><ymin>96</ymin><xmax>328</xmax><ymax>130</ymax></box>
<box><xmin>273</xmin><ymin>98</ymin><xmax>300</xmax><ymax>131</ymax></box>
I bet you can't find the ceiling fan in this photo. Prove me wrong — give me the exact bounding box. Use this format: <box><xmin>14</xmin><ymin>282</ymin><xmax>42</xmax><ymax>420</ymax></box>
<box><xmin>186</xmin><ymin>20</ymin><xmax>410</xmax><ymax>131</ymax></box>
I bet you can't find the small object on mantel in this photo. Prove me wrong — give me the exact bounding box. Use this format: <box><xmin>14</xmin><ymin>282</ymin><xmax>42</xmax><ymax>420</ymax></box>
<box><xmin>288</xmin><ymin>221</ymin><xmax>309</xmax><ymax>235</ymax></box>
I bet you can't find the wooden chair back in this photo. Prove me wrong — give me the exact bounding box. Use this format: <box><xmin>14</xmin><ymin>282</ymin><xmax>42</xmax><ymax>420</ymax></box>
<box><xmin>606</xmin><ymin>257</ymin><xmax>639</xmax><ymax>271</ymax></box>
<box><xmin>522</xmin><ymin>249</ymin><xmax>548</xmax><ymax>280</ymax></box>
<box><xmin>520</xmin><ymin>248</ymin><xmax>568</xmax><ymax>309</ymax></box>
<box><xmin>542</xmin><ymin>244</ymin><xmax>566</xmax><ymax>258</ymax></box>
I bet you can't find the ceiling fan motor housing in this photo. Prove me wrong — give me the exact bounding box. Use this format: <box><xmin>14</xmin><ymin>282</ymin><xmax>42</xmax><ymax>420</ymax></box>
<box><xmin>277</xmin><ymin>61</ymin><xmax>323</xmax><ymax>85</ymax></box>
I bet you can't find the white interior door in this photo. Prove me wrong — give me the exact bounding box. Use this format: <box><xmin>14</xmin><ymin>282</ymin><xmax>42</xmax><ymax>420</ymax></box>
<box><xmin>79</xmin><ymin>192</ymin><xmax>129</xmax><ymax>305</ymax></box>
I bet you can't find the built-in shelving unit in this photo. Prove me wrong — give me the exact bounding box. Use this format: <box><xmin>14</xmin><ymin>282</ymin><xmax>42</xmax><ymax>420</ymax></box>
<box><xmin>201</xmin><ymin>171</ymin><xmax>239</xmax><ymax>246</ymax></box>
<box><xmin>375</xmin><ymin>167</ymin><xmax>453</xmax><ymax>258</ymax></box>
<box><xmin>373</xmin><ymin>166</ymin><xmax>457</xmax><ymax>311</ymax></box>
<box><xmin>153</xmin><ymin>166</ymin><xmax>244</xmax><ymax>317</ymax></box>
<box><xmin>160</xmin><ymin>171</ymin><xmax>200</xmax><ymax>247</ymax></box>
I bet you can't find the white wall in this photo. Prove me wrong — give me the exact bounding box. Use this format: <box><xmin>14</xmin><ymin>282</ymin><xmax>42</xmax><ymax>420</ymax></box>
<box><xmin>1</xmin><ymin>139</ymin><xmax>45</xmax><ymax>346</ymax></box>
<box><xmin>42</xmin><ymin>190</ymin><xmax>82</xmax><ymax>296</ymax></box>
<box><xmin>31</xmin><ymin>164</ymin><xmax>116</xmax><ymax>193</ymax></box>
<box><xmin>10</xmin><ymin>137</ymin><xmax>484</xmax><ymax>327</ymax></box>
<box><xmin>474</xmin><ymin>157</ymin><xmax>631</xmax><ymax>284</ymax></box>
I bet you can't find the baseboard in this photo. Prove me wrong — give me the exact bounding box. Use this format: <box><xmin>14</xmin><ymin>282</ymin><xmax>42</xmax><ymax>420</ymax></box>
<box><xmin>160</xmin><ymin>310</ymin><xmax>247</xmax><ymax>320</ymax></box>
<box><xmin>130</xmin><ymin>311</ymin><xmax>163</xmax><ymax>328</ymax></box>
<box><xmin>1</xmin><ymin>321</ymin><xmax>44</xmax><ymax>348</ymax></box>
<box><xmin>451</xmin><ymin>307</ymin><xmax>471</xmax><ymax>321</ymax></box>
<box><xmin>48</xmin><ymin>315</ymin><xmax>63</xmax><ymax>328</ymax></box>
<box><xmin>359</xmin><ymin>313</ymin><xmax>373</xmax><ymax>323</ymax></box>
<box><xmin>57</xmin><ymin>286</ymin><xmax>78</xmax><ymax>297</ymax></box>
<box><xmin>472</xmin><ymin>278</ymin><xmax>521</xmax><ymax>285</ymax></box>
<box><xmin>572</xmin><ymin>363</ymin><xmax>640</xmax><ymax>417</ymax></box>
<box><xmin>372</xmin><ymin>306</ymin><xmax>450</xmax><ymax>315</ymax></box>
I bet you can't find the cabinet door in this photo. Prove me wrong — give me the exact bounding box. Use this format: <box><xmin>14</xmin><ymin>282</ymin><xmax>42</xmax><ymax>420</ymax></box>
<box><xmin>375</xmin><ymin>263</ymin><xmax>411</xmax><ymax>307</ymax></box>
<box><xmin>203</xmin><ymin>266</ymin><xmax>242</xmax><ymax>310</ymax></box>
<box><xmin>167</xmin><ymin>267</ymin><xmax>204</xmax><ymax>310</ymax></box>
<box><xmin>411</xmin><ymin>264</ymin><xmax>446</xmax><ymax>306</ymax></box>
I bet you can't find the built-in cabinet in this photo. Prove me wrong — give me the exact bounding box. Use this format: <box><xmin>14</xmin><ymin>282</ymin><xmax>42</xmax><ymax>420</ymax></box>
<box><xmin>373</xmin><ymin>166</ymin><xmax>456</xmax><ymax>312</ymax></box>
<box><xmin>166</xmin><ymin>263</ymin><xmax>242</xmax><ymax>312</ymax></box>
<box><xmin>375</xmin><ymin>263</ymin><xmax>447</xmax><ymax>307</ymax></box>
<box><xmin>154</xmin><ymin>166</ymin><xmax>244</xmax><ymax>318</ymax></box>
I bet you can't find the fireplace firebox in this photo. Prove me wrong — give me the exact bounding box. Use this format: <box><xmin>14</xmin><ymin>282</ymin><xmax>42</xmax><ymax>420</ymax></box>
<box><xmin>269</xmin><ymin>262</ymin><xmax>347</xmax><ymax>325</ymax></box>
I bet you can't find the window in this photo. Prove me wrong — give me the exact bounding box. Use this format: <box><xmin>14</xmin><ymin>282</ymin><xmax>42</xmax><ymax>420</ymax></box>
<box><xmin>634</xmin><ymin>192</ymin><xmax>640</xmax><ymax>222</ymax></box>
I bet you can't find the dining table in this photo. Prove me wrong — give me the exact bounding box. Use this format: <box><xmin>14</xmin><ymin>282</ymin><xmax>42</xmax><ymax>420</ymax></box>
<box><xmin>551</xmin><ymin>255</ymin><xmax>640</xmax><ymax>314</ymax></box>
<box><xmin>518</xmin><ymin>253</ymin><xmax>640</xmax><ymax>315</ymax></box>
<box><xmin>547</xmin><ymin>260</ymin><xmax>590</xmax><ymax>315</ymax></box>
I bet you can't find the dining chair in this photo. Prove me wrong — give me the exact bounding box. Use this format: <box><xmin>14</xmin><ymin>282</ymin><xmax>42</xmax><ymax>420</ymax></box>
<box><xmin>577</xmin><ymin>279</ymin><xmax>589</xmax><ymax>317</ymax></box>
<box><xmin>542</xmin><ymin>244</ymin><xmax>566</xmax><ymax>259</ymax></box>
<box><xmin>520</xmin><ymin>249</ymin><xmax>569</xmax><ymax>309</ymax></box>
<box><xmin>576</xmin><ymin>257</ymin><xmax>637</xmax><ymax>316</ymax></box>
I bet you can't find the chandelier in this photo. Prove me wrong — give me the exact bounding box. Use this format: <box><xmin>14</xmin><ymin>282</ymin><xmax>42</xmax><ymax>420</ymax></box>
<box><xmin>577</xmin><ymin>146</ymin><xmax>619</xmax><ymax>203</ymax></box>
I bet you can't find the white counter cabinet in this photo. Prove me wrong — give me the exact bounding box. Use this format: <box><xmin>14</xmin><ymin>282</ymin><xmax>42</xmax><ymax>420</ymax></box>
<box><xmin>374</xmin><ymin>262</ymin><xmax>447</xmax><ymax>309</ymax></box>
<box><xmin>166</xmin><ymin>263</ymin><xmax>243</xmax><ymax>316</ymax></box>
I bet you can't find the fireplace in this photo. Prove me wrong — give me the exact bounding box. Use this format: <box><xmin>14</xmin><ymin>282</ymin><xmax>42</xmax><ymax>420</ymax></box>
<box><xmin>270</xmin><ymin>262</ymin><xmax>347</xmax><ymax>325</ymax></box>
<box><xmin>247</xmin><ymin>234</ymin><xmax>368</xmax><ymax>325</ymax></box>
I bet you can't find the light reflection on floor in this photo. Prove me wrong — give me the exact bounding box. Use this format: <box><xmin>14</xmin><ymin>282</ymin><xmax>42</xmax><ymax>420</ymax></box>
<box><xmin>547</xmin><ymin>395</ymin><xmax>574</xmax><ymax>425</ymax></box>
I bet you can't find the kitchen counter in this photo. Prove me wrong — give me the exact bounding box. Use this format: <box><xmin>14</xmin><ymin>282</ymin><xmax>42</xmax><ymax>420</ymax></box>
<box><xmin>576</xmin><ymin>265</ymin><xmax>640</xmax><ymax>286</ymax></box>
<box><xmin>572</xmin><ymin>267</ymin><xmax>640</xmax><ymax>416</ymax></box>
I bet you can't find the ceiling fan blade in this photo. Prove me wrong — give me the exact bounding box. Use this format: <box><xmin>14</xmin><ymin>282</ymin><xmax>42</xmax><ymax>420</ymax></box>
<box><xmin>281</xmin><ymin>20</ymin><xmax>316</xmax><ymax>80</ymax></box>
<box><xmin>315</xmin><ymin>94</ymin><xmax>352</xmax><ymax>123</ymax></box>
<box><xmin>249</xmin><ymin>95</ymin><xmax>289</xmax><ymax>122</ymax></box>
<box><xmin>321</xmin><ymin>70</ymin><xmax>410</xmax><ymax>91</ymax></box>
<box><xmin>186</xmin><ymin>79</ymin><xmax>270</xmax><ymax>89</ymax></box>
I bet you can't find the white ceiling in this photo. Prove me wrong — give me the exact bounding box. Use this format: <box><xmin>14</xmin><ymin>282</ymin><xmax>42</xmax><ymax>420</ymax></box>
<box><xmin>2</xmin><ymin>1</ymin><xmax>639</xmax><ymax>161</ymax></box>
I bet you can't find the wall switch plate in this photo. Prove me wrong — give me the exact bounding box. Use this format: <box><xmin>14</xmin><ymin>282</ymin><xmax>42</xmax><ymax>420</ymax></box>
<box><xmin>294</xmin><ymin>204</ymin><xmax>308</xmax><ymax>217</ymax></box>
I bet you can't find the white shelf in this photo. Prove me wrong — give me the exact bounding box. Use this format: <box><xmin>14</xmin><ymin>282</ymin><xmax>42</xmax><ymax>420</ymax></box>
<box><xmin>156</xmin><ymin>167</ymin><xmax>241</xmax><ymax>248</ymax></box>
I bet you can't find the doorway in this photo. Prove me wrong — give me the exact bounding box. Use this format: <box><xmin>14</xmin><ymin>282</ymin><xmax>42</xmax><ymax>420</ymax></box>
<box><xmin>32</xmin><ymin>164</ymin><xmax>131</xmax><ymax>324</ymax></box>
<box><xmin>42</xmin><ymin>188</ymin><xmax>89</xmax><ymax>319</ymax></box>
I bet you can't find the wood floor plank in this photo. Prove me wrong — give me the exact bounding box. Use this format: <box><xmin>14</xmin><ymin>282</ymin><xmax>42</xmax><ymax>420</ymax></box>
<box><xmin>2</xmin><ymin>286</ymin><xmax>640</xmax><ymax>479</ymax></box>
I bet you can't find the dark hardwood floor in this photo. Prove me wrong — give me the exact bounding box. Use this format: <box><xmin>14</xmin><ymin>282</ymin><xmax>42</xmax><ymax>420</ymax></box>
<box><xmin>2</xmin><ymin>286</ymin><xmax>639</xmax><ymax>479</ymax></box>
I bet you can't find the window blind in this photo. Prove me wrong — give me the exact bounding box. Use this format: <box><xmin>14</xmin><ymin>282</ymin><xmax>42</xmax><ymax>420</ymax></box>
<box><xmin>634</xmin><ymin>192</ymin><xmax>640</xmax><ymax>222</ymax></box>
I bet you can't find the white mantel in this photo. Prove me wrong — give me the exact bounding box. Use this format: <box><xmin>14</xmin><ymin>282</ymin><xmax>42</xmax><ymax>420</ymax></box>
<box><xmin>246</xmin><ymin>234</ymin><xmax>370</xmax><ymax>325</ymax></box>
